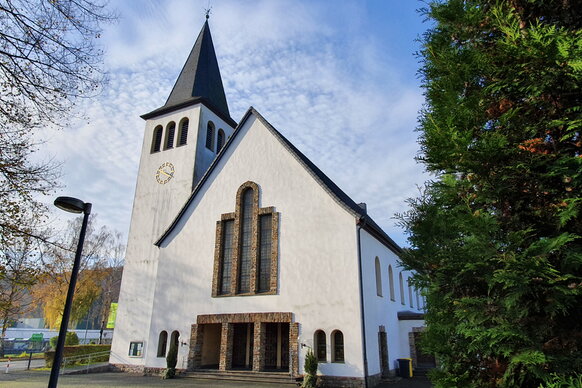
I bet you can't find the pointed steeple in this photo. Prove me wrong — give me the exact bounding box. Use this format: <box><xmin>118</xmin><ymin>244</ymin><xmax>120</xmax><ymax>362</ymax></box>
<box><xmin>142</xmin><ymin>20</ymin><xmax>232</xmax><ymax>123</ymax></box>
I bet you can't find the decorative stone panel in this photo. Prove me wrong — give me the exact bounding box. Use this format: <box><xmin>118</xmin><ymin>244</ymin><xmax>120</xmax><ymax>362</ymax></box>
<box><xmin>252</xmin><ymin>322</ymin><xmax>265</xmax><ymax>371</ymax></box>
<box><xmin>290</xmin><ymin>322</ymin><xmax>300</xmax><ymax>377</ymax></box>
<box><xmin>211</xmin><ymin>181</ymin><xmax>279</xmax><ymax>297</ymax></box>
<box><xmin>188</xmin><ymin>323</ymin><xmax>204</xmax><ymax>370</ymax></box>
<box><xmin>219</xmin><ymin>322</ymin><xmax>233</xmax><ymax>371</ymax></box>
<box><xmin>197</xmin><ymin>312</ymin><xmax>292</xmax><ymax>324</ymax></box>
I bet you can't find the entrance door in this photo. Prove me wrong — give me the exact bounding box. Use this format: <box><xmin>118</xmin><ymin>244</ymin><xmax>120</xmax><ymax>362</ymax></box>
<box><xmin>379</xmin><ymin>331</ymin><xmax>389</xmax><ymax>378</ymax></box>
<box><xmin>413</xmin><ymin>332</ymin><xmax>436</xmax><ymax>367</ymax></box>
<box><xmin>232</xmin><ymin>323</ymin><xmax>253</xmax><ymax>369</ymax></box>
<box><xmin>264</xmin><ymin>323</ymin><xmax>289</xmax><ymax>371</ymax></box>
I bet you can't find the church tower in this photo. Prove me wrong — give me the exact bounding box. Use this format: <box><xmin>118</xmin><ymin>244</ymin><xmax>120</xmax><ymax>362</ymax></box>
<box><xmin>111</xmin><ymin>19</ymin><xmax>236</xmax><ymax>365</ymax></box>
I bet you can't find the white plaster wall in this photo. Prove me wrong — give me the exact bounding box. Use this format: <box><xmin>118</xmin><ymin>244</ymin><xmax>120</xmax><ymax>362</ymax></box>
<box><xmin>111</xmin><ymin>104</ymin><xmax>234</xmax><ymax>366</ymax></box>
<box><xmin>145</xmin><ymin>114</ymin><xmax>366</xmax><ymax>377</ymax></box>
<box><xmin>359</xmin><ymin>229</ymin><xmax>424</xmax><ymax>375</ymax></box>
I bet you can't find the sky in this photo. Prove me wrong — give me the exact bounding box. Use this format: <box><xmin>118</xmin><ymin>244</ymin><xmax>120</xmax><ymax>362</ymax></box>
<box><xmin>42</xmin><ymin>0</ymin><xmax>432</xmax><ymax>247</ymax></box>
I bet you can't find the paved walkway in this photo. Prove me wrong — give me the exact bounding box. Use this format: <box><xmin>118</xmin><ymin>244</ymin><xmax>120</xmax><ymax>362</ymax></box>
<box><xmin>0</xmin><ymin>371</ymin><xmax>433</xmax><ymax>387</ymax></box>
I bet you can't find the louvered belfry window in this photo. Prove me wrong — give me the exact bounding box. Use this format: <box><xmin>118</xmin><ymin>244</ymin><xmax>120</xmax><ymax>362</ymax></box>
<box><xmin>219</xmin><ymin>220</ymin><xmax>234</xmax><ymax>295</ymax></box>
<box><xmin>178</xmin><ymin>119</ymin><xmax>189</xmax><ymax>146</ymax></box>
<box><xmin>165</xmin><ymin>122</ymin><xmax>175</xmax><ymax>149</ymax></box>
<box><xmin>217</xmin><ymin>129</ymin><xmax>225</xmax><ymax>152</ymax></box>
<box><xmin>212</xmin><ymin>181</ymin><xmax>279</xmax><ymax>297</ymax></box>
<box><xmin>152</xmin><ymin>126</ymin><xmax>163</xmax><ymax>153</ymax></box>
<box><xmin>206</xmin><ymin>121</ymin><xmax>214</xmax><ymax>150</ymax></box>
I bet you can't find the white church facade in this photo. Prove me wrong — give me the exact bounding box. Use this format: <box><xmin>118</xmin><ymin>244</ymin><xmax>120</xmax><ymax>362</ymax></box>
<box><xmin>110</xmin><ymin>19</ymin><xmax>428</xmax><ymax>387</ymax></box>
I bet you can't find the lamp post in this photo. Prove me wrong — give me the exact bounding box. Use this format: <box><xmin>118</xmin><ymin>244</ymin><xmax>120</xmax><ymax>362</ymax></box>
<box><xmin>48</xmin><ymin>197</ymin><xmax>92</xmax><ymax>388</ymax></box>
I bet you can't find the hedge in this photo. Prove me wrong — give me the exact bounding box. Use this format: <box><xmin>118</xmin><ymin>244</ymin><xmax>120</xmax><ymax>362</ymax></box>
<box><xmin>45</xmin><ymin>345</ymin><xmax>111</xmax><ymax>368</ymax></box>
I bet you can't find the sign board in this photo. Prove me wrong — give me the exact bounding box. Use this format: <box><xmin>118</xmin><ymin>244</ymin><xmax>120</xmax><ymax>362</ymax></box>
<box><xmin>30</xmin><ymin>333</ymin><xmax>43</xmax><ymax>341</ymax></box>
<box><xmin>106</xmin><ymin>302</ymin><xmax>118</xmax><ymax>328</ymax></box>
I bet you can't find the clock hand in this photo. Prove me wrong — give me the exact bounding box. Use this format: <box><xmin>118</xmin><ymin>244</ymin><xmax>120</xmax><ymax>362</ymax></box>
<box><xmin>160</xmin><ymin>170</ymin><xmax>174</xmax><ymax>178</ymax></box>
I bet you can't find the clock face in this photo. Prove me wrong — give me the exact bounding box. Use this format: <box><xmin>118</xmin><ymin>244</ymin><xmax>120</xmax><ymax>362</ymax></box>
<box><xmin>156</xmin><ymin>162</ymin><xmax>175</xmax><ymax>184</ymax></box>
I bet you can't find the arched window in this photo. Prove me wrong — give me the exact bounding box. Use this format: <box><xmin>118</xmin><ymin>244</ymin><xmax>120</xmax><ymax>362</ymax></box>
<box><xmin>315</xmin><ymin>330</ymin><xmax>326</xmax><ymax>362</ymax></box>
<box><xmin>388</xmin><ymin>265</ymin><xmax>395</xmax><ymax>301</ymax></box>
<box><xmin>238</xmin><ymin>188</ymin><xmax>253</xmax><ymax>293</ymax></box>
<box><xmin>217</xmin><ymin>129</ymin><xmax>225</xmax><ymax>153</ymax></box>
<box><xmin>408</xmin><ymin>279</ymin><xmax>414</xmax><ymax>308</ymax></box>
<box><xmin>164</xmin><ymin>122</ymin><xmax>175</xmax><ymax>149</ymax></box>
<box><xmin>375</xmin><ymin>257</ymin><xmax>382</xmax><ymax>296</ymax></box>
<box><xmin>151</xmin><ymin>125</ymin><xmax>163</xmax><ymax>153</ymax></box>
<box><xmin>157</xmin><ymin>331</ymin><xmax>167</xmax><ymax>357</ymax></box>
<box><xmin>170</xmin><ymin>330</ymin><xmax>180</xmax><ymax>349</ymax></box>
<box><xmin>331</xmin><ymin>330</ymin><xmax>344</xmax><ymax>363</ymax></box>
<box><xmin>178</xmin><ymin>118</ymin><xmax>189</xmax><ymax>146</ymax></box>
<box><xmin>399</xmin><ymin>272</ymin><xmax>405</xmax><ymax>305</ymax></box>
<box><xmin>206</xmin><ymin>121</ymin><xmax>215</xmax><ymax>151</ymax></box>
<box><xmin>212</xmin><ymin>181</ymin><xmax>279</xmax><ymax>297</ymax></box>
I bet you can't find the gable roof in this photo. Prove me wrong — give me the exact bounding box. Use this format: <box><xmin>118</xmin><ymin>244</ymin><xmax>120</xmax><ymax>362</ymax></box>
<box><xmin>155</xmin><ymin>107</ymin><xmax>402</xmax><ymax>254</ymax></box>
<box><xmin>141</xmin><ymin>20</ymin><xmax>233</xmax><ymax>124</ymax></box>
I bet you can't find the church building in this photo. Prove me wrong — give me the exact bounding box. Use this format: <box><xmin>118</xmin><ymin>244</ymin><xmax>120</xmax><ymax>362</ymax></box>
<box><xmin>110</xmin><ymin>18</ymin><xmax>427</xmax><ymax>387</ymax></box>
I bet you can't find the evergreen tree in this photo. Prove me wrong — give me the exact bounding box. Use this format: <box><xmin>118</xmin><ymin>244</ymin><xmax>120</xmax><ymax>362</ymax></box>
<box><xmin>399</xmin><ymin>1</ymin><xmax>581</xmax><ymax>387</ymax></box>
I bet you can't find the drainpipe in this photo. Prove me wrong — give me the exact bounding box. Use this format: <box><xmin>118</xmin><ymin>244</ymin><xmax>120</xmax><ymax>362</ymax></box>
<box><xmin>356</xmin><ymin>219</ymin><xmax>369</xmax><ymax>388</ymax></box>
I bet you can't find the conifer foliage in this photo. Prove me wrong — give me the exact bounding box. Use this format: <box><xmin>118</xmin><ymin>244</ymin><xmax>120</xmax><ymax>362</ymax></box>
<box><xmin>399</xmin><ymin>1</ymin><xmax>581</xmax><ymax>387</ymax></box>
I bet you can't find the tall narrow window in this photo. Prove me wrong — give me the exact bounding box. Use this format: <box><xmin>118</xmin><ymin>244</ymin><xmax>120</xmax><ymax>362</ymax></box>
<box><xmin>416</xmin><ymin>289</ymin><xmax>420</xmax><ymax>309</ymax></box>
<box><xmin>258</xmin><ymin>214</ymin><xmax>272</xmax><ymax>292</ymax></box>
<box><xmin>399</xmin><ymin>272</ymin><xmax>405</xmax><ymax>305</ymax></box>
<box><xmin>152</xmin><ymin>125</ymin><xmax>163</xmax><ymax>153</ymax></box>
<box><xmin>165</xmin><ymin>122</ymin><xmax>175</xmax><ymax>149</ymax></box>
<box><xmin>170</xmin><ymin>331</ymin><xmax>180</xmax><ymax>348</ymax></box>
<box><xmin>178</xmin><ymin>118</ymin><xmax>189</xmax><ymax>146</ymax></box>
<box><xmin>408</xmin><ymin>280</ymin><xmax>414</xmax><ymax>308</ymax></box>
<box><xmin>212</xmin><ymin>181</ymin><xmax>279</xmax><ymax>297</ymax></box>
<box><xmin>206</xmin><ymin>121</ymin><xmax>215</xmax><ymax>150</ymax></box>
<box><xmin>217</xmin><ymin>129</ymin><xmax>225</xmax><ymax>152</ymax></box>
<box><xmin>315</xmin><ymin>330</ymin><xmax>326</xmax><ymax>362</ymax></box>
<box><xmin>157</xmin><ymin>331</ymin><xmax>167</xmax><ymax>357</ymax></box>
<box><xmin>220</xmin><ymin>220</ymin><xmax>234</xmax><ymax>295</ymax></box>
<box><xmin>238</xmin><ymin>189</ymin><xmax>253</xmax><ymax>293</ymax></box>
<box><xmin>388</xmin><ymin>265</ymin><xmax>395</xmax><ymax>301</ymax></box>
<box><xmin>375</xmin><ymin>257</ymin><xmax>382</xmax><ymax>296</ymax></box>
<box><xmin>331</xmin><ymin>330</ymin><xmax>344</xmax><ymax>363</ymax></box>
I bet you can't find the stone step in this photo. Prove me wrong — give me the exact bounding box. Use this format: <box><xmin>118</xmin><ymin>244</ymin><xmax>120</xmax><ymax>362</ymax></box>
<box><xmin>185</xmin><ymin>370</ymin><xmax>299</xmax><ymax>386</ymax></box>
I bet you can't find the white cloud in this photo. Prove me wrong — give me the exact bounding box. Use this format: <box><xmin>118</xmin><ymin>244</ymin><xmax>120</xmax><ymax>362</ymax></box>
<box><xmin>39</xmin><ymin>0</ymin><xmax>428</xmax><ymax>247</ymax></box>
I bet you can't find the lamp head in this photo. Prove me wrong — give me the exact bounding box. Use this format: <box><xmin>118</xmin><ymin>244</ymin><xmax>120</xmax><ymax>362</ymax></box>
<box><xmin>54</xmin><ymin>196</ymin><xmax>90</xmax><ymax>214</ymax></box>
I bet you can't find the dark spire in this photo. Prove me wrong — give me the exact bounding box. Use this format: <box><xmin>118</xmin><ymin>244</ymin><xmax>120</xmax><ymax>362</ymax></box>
<box><xmin>143</xmin><ymin>20</ymin><xmax>231</xmax><ymax>121</ymax></box>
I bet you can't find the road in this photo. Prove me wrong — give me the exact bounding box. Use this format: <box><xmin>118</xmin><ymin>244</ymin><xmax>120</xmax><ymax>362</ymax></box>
<box><xmin>0</xmin><ymin>358</ymin><xmax>45</xmax><ymax>372</ymax></box>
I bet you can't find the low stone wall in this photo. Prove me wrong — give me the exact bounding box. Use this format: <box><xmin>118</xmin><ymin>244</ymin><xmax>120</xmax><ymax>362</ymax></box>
<box><xmin>317</xmin><ymin>372</ymin><xmax>382</xmax><ymax>388</ymax></box>
<box><xmin>110</xmin><ymin>363</ymin><xmax>185</xmax><ymax>376</ymax></box>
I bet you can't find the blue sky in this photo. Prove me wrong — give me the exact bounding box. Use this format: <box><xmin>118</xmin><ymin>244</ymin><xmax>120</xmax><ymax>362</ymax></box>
<box><xmin>43</xmin><ymin>0</ymin><xmax>431</xmax><ymax>247</ymax></box>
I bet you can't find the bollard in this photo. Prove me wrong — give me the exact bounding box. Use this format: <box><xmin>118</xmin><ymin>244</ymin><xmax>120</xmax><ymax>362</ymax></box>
<box><xmin>5</xmin><ymin>357</ymin><xmax>10</xmax><ymax>374</ymax></box>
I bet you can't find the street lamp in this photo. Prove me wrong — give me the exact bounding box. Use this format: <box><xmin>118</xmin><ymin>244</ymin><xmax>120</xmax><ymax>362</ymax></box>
<box><xmin>48</xmin><ymin>197</ymin><xmax>92</xmax><ymax>388</ymax></box>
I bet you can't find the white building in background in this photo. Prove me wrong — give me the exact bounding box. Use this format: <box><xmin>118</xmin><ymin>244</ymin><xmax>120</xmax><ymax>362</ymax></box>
<box><xmin>110</xmin><ymin>18</ymin><xmax>430</xmax><ymax>387</ymax></box>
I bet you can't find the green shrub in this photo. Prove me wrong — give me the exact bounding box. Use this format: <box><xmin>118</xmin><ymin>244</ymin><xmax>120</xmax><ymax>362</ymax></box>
<box><xmin>49</xmin><ymin>336</ymin><xmax>58</xmax><ymax>350</ymax></box>
<box><xmin>302</xmin><ymin>349</ymin><xmax>318</xmax><ymax>388</ymax></box>
<box><xmin>49</xmin><ymin>332</ymin><xmax>80</xmax><ymax>350</ymax></box>
<box><xmin>65</xmin><ymin>332</ymin><xmax>79</xmax><ymax>346</ymax></box>
<box><xmin>162</xmin><ymin>341</ymin><xmax>178</xmax><ymax>379</ymax></box>
<box><xmin>539</xmin><ymin>373</ymin><xmax>582</xmax><ymax>388</ymax></box>
<box><xmin>44</xmin><ymin>345</ymin><xmax>111</xmax><ymax>368</ymax></box>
